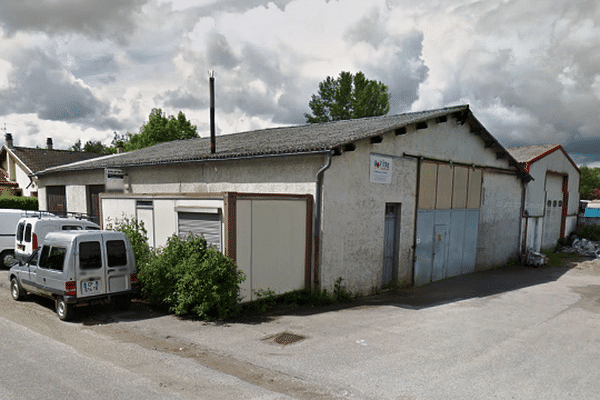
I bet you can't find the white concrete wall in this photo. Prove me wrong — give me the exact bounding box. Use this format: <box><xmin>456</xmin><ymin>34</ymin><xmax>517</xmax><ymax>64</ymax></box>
<box><xmin>525</xmin><ymin>149</ymin><xmax>580</xmax><ymax>217</ymax></box>
<box><xmin>320</xmin><ymin>138</ymin><xmax>418</xmax><ymax>294</ymax></box>
<box><xmin>476</xmin><ymin>171</ymin><xmax>523</xmax><ymax>268</ymax></box>
<box><xmin>101</xmin><ymin>194</ymin><xmax>225</xmax><ymax>248</ymax></box>
<box><xmin>125</xmin><ymin>156</ymin><xmax>319</xmax><ymax>197</ymax></box>
<box><xmin>320</xmin><ymin>117</ymin><xmax>518</xmax><ymax>293</ymax></box>
<box><xmin>521</xmin><ymin>149</ymin><xmax>580</xmax><ymax>252</ymax></box>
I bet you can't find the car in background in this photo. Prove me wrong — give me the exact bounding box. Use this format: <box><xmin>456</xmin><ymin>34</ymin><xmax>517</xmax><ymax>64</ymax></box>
<box><xmin>14</xmin><ymin>213</ymin><xmax>100</xmax><ymax>263</ymax></box>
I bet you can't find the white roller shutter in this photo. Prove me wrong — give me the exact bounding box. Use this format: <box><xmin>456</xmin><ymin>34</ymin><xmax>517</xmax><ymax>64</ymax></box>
<box><xmin>177</xmin><ymin>212</ymin><xmax>222</xmax><ymax>251</ymax></box>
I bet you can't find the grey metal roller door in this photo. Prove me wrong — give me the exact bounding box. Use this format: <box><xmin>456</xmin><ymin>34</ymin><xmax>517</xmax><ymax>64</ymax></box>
<box><xmin>178</xmin><ymin>212</ymin><xmax>222</xmax><ymax>251</ymax></box>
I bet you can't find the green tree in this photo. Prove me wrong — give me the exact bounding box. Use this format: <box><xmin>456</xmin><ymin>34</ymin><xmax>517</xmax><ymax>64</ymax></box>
<box><xmin>580</xmin><ymin>166</ymin><xmax>600</xmax><ymax>200</ymax></box>
<box><xmin>305</xmin><ymin>71</ymin><xmax>390</xmax><ymax>123</ymax></box>
<box><xmin>125</xmin><ymin>108</ymin><xmax>198</xmax><ymax>151</ymax></box>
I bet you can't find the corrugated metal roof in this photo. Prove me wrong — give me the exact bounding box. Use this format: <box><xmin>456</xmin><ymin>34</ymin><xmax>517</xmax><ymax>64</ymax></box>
<box><xmin>36</xmin><ymin>104</ymin><xmax>529</xmax><ymax>182</ymax></box>
<box><xmin>36</xmin><ymin>105</ymin><xmax>470</xmax><ymax>175</ymax></box>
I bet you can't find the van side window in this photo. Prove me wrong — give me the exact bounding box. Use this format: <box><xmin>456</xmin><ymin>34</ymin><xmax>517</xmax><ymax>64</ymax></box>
<box><xmin>16</xmin><ymin>222</ymin><xmax>24</xmax><ymax>241</ymax></box>
<box><xmin>79</xmin><ymin>241</ymin><xmax>102</xmax><ymax>269</ymax></box>
<box><xmin>48</xmin><ymin>247</ymin><xmax>67</xmax><ymax>271</ymax></box>
<box><xmin>38</xmin><ymin>246</ymin><xmax>50</xmax><ymax>269</ymax></box>
<box><xmin>86</xmin><ymin>227</ymin><xmax>100</xmax><ymax>230</ymax></box>
<box><xmin>107</xmin><ymin>240</ymin><xmax>127</xmax><ymax>267</ymax></box>
<box><xmin>24</xmin><ymin>223</ymin><xmax>32</xmax><ymax>242</ymax></box>
<box><xmin>62</xmin><ymin>225</ymin><xmax>82</xmax><ymax>230</ymax></box>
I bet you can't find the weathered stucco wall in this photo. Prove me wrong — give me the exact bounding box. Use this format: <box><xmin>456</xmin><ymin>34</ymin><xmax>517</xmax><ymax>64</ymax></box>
<box><xmin>320</xmin><ymin>137</ymin><xmax>418</xmax><ymax>294</ymax></box>
<box><xmin>125</xmin><ymin>156</ymin><xmax>320</xmax><ymax>197</ymax></box>
<box><xmin>476</xmin><ymin>171</ymin><xmax>523</xmax><ymax>268</ymax></box>
<box><xmin>320</xmin><ymin>116</ymin><xmax>520</xmax><ymax>293</ymax></box>
<box><xmin>525</xmin><ymin>150</ymin><xmax>580</xmax><ymax>217</ymax></box>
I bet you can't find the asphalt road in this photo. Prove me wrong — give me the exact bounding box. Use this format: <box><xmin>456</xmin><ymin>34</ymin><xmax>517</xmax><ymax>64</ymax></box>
<box><xmin>2</xmin><ymin>258</ymin><xmax>600</xmax><ymax>399</ymax></box>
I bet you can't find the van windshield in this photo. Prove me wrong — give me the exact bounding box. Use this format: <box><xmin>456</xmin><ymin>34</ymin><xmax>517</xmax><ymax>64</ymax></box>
<box><xmin>79</xmin><ymin>241</ymin><xmax>102</xmax><ymax>269</ymax></box>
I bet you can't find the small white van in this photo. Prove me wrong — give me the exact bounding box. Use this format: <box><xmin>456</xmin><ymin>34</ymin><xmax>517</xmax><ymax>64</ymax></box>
<box><xmin>0</xmin><ymin>209</ymin><xmax>28</xmax><ymax>268</ymax></box>
<box><xmin>9</xmin><ymin>230</ymin><xmax>139</xmax><ymax>321</ymax></box>
<box><xmin>14</xmin><ymin>214</ymin><xmax>100</xmax><ymax>263</ymax></box>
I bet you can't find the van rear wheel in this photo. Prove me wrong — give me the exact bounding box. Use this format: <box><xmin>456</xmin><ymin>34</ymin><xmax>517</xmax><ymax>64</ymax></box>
<box><xmin>1</xmin><ymin>250</ymin><xmax>15</xmax><ymax>268</ymax></box>
<box><xmin>56</xmin><ymin>298</ymin><xmax>74</xmax><ymax>321</ymax></box>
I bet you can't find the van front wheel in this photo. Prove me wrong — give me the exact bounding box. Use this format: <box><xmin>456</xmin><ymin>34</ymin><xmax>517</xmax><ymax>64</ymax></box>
<box><xmin>56</xmin><ymin>298</ymin><xmax>74</xmax><ymax>321</ymax></box>
<box><xmin>11</xmin><ymin>278</ymin><xmax>25</xmax><ymax>301</ymax></box>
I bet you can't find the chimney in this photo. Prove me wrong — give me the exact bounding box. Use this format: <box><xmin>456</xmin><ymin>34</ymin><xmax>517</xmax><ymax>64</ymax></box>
<box><xmin>209</xmin><ymin>71</ymin><xmax>216</xmax><ymax>154</ymax></box>
<box><xmin>117</xmin><ymin>142</ymin><xmax>124</xmax><ymax>154</ymax></box>
<box><xmin>5</xmin><ymin>133</ymin><xmax>13</xmax><ymax>149</ymax></box>
<box><xmin>46</xmin><ymin>137</ymin><xmax>53</xmax><ymax>150</ymax></box>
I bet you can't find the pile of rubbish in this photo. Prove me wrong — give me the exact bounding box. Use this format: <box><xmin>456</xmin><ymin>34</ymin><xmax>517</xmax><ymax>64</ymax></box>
<box><xmin>561</xmin><ymin>238</ymin><xmax>600</xmax><ymax>258</ymax></box>
<box><xmin>523</xmin><ymin>250</ymin><xmax>549</xmax><ymax>268</ymax></box>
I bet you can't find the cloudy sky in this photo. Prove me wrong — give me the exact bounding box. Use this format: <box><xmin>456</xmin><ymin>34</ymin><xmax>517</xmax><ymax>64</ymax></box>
<box><xmin>0</xmin><ymin>0</ymin><xmax>599</xmax><ymax>164</ymax></box>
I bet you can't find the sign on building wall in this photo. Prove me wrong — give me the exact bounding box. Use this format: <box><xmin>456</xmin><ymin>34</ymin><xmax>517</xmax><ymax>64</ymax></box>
<box><xmin>370</xmin><ymin>154</ymin><xmax>393</xmax><ymax>184</ymax></box>
<box><xmin>105</xmin><ymin>168</ymin><xmax>124</xmax><ymax>192</ymax></box>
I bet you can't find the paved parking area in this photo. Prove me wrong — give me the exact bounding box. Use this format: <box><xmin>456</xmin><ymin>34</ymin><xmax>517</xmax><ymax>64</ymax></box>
<box><xmin>96</xmin><ymin>259</ymin><xmax>600</xmax><ymax>399</ymax></box>
<box><xmin>5</xmin><ymin>259</ymin><xmax>600</xmax><ymax>399</ymax></box>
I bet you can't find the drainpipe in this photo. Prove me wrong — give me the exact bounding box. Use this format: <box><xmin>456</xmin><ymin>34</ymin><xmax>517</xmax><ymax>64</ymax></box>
<box><xmin>313</xmin><ymin>150</ymin><xmax>334</xmax><ymax>289</ymax></box>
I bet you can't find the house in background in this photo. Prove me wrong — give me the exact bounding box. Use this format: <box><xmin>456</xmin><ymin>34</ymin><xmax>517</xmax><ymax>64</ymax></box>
<box><xmin>1</xmin><ymin>133</ymin><xmax>103</xmax><ymax>198</ymax></box>
<box><xmin>506</xmin><ymin>144</ymin><xmax>580</xmax><ymax>252</ymax></box>
<box><xmin>34</xmin><ymin>105</ymin><xmax>539</xmax><ymax>298</ymax></box>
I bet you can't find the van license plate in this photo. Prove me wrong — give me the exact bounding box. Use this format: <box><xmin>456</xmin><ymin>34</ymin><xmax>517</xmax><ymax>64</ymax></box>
<box><xmin>83</xmin><ymin>281</ymin><xmax>99</xmax><ymax>293</ymax></box>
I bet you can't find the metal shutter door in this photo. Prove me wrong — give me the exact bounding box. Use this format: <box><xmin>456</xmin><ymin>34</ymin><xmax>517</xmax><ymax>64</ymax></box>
<box><xmin>178</xmin><ymin>212</ymin><xmax>222</xmax><ymax>251</ymax></box>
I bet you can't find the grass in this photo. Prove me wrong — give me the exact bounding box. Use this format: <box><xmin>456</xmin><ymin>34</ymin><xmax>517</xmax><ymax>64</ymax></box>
<box><xmin>543</xmin><ymin>251</ymin><xmax>581</xmax><ymax>267</ymax></box>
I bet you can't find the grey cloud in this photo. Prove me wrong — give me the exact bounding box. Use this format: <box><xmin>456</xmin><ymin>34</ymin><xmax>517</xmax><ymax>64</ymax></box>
<box><xmin>0</xmin><ymin>0</ymin><xmax>147</xmax><ymax>42</ymax></box>
<box><xmin>158</xmin><ymin>88</ymin><xmax>207</xmax><ymax>110</ymax></box>
<box><xmin>359</xmin><ymin>31</ymin><xmax>429</xmax><ymax>113</ymax></box>
<box><xmin>0</xmin><ymin>48</ymin><xmax>122</xmax><ymax>131</ymax></box>
<box><xmin>207</xmin><ymin>33</ymin><xmax>239</xmax><ymax>68</ymax></box>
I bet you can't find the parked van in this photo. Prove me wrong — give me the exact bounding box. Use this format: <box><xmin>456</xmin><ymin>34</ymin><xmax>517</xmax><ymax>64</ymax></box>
<box><xmin>9</xmin><ymin>230</ymin><xmax>138</xmax><ymax>320</ymax></box>
<box><xmin>0</xmin><ymin>209</ymin><xmax>28</xmax><ymax>268</ymax></box>
<box><xmin>14</xmin><ymin>214</ymin><xmax>100</xmax><ymax>263</ymax></box>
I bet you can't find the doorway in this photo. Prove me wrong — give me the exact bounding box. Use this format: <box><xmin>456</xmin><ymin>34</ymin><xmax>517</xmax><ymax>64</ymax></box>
<box><xmin>383</xmin><ymin>203</ymin><xmax>400</xmax><ymax>287</ymax></box>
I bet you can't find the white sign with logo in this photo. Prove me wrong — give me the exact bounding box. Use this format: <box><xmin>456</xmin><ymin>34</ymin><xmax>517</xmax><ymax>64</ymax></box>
<box><xmin>370</xmin><ymin>155</ymin><xmax>393</xmax><ymax>184</ymax></box>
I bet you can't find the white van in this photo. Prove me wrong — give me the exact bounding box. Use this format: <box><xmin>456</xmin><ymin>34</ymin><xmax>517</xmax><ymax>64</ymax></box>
<box><xmin>14</xmin><ymin>214</ymin><xmax>100</xmax><ymax>263</ymax></box>
<box><xmin>9</xmin><ymin>230</ymin><xmax>139</xmax><ymax>320</ymax></box>
<box><xmin>0</xmin><ymin>209</ymin><xmax>28</xmax><ymax>268</ymax></box>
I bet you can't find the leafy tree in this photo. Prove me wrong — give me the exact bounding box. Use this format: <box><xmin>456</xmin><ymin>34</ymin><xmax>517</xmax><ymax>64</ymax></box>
<box><xmin>70</xmin><ymin>139</ymin><xmax>109</xmax><ymax>154</ymax></box>
<box><xmin>69</xmin><ymin>139</ymin><xmax>82</xmax><ymax>152</ymax></box>
<box><xmin>125</xmin><ymin>108</ymin><xmax>198</xmax><ymax>151</ymax></box>
<box><xmin>580</xmin><ymin>166</ymin><xmax>600</xmax><ymax>200</ymax></box>
<box><xmin>305</xmin><ymin>71</ymin><xmax>390</xmax><ymax>123</ymax></box>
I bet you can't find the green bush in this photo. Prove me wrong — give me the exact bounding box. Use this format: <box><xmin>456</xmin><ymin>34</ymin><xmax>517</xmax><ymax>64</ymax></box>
<box><xmin>105</xmin><ymin>217</ymin><xmax>151</xmax><ymax>272</ymax></box>
<box><xmin>143</xmin><ymin>234</ymin><xmax>245</xmax><ymax>320</ymax></box>
<box><xmin>577</xmin><ymin>225</ymin><xmax>600</xmax><ymax>241</ymax></box>
<box><xmin>0</xmin><ymin>195</ymin><xmax>38</xmax><ymax>210</ymax></box>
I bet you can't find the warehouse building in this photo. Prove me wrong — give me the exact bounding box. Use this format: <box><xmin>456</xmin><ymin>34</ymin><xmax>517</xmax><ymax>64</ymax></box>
<box><xmin>35</xmin><ymin>105</ymin><xmax>538</xmax><ymax>298</ymax></box>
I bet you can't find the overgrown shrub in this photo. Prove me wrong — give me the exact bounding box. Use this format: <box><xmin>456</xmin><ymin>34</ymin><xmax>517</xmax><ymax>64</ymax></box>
<box><xmin>577</xmin><ymin>225</ymin><xmax>600</xmax><ymax>241</ymax></box>
<box><xmin>105</xmin><ymin>217</ymin><xmax>151</xmax><ymax>272</ymax></box>
<box><xmin>143</xmin><ymin>234</ymin><xmax>245</xmax><ymax>320</ymax></box>
<box><xmin>0</xmin><ymin>195</ymin><xmax>38</xmax><ymax>210</ymax></box>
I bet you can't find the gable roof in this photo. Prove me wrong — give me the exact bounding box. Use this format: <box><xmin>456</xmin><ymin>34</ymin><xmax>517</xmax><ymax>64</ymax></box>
<box><xmin>36</xmin><ymin>104</ymin><xmax>531</xmax><ymax>181</ymax></box>
<box><xmin>506</xmin><ymin>144</ymin><xmax>580</xmax><ymax>174</ymax></box>
<box><xmin>2</xmin><ymin>146</ymin><xmax>104</xmax><ymax>175</ymax></box>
